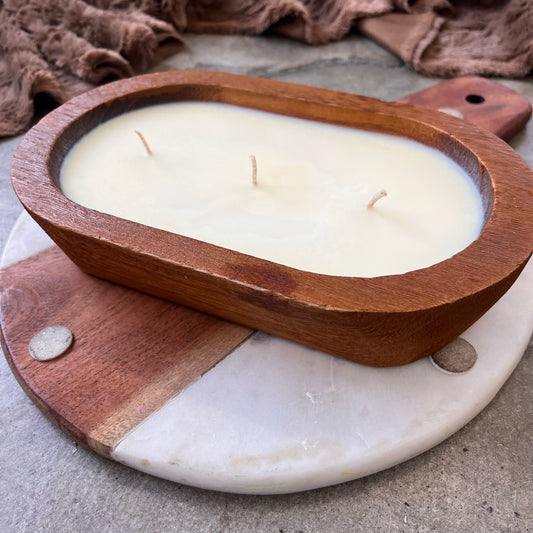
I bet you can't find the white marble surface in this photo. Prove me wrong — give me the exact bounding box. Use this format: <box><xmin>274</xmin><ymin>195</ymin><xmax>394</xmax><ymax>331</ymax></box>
<box><xmin>4</xmin><ymin>213</ymin><xmax>531</xmax><ymax>495</ymax></box>
<box><xmin>112</xmin><ymin>259</ymin><xmax>533</xmax><ymax>494</ymax></box>
<box><xmin>1</xmin><ymin>212</ymin><xmax>54</xmax><ymax>267</ymax></box>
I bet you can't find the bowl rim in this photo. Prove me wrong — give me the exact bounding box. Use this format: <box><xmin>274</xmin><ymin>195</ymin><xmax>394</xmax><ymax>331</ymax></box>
<box><xmin>10</xmin><ymin>70</ymin><xmax>533</xmax><ymax>314</ymax></box>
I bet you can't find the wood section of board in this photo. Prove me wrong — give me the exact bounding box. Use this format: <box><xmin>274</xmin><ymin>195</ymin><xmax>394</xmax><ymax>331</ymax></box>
<box><xmin>0</xmin><ymin>246</ymin><xmax>253</xmax><ymax>456</ymax></box>
<box><xmin>398</xmin><ymin>76</ymin><xmax>532</xmax><ymax>142</ymax></box>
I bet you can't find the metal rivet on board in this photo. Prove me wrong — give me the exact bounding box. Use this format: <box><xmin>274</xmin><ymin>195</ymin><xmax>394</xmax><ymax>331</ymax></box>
<box><xmin>29</xmin><ymin>325</ymin><xmax>73</xmax><ymax>361</ymax></box>
<box><xmin>437</xmin><ymin>108</ymin><xmax>465</xmax><ymax>119</ymax></box>
<box><xmin>430</xmin><ymin>337</ymin><xmax>477</xmax><ymax>374</ymax></box>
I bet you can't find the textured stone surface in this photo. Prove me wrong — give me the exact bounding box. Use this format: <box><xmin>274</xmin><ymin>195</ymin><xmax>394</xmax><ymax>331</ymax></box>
<box><xmin>28</xmin><ymin>326</ymin><xmax>73</xmax><ymax>361</ymax></box>
<box><xmin>0</xmin><ymin>136</ymin><xmax>23</xmax><ymax>253</ymax></box>
<box><xmin>1</xmin><ymin>32</ymin><xmax>532</xmax><ymax>533</ymax></box>
<box><xmin>431</xmin><ymin>338</ymin><xmax>478</xmax><ymax>374</ymax></box>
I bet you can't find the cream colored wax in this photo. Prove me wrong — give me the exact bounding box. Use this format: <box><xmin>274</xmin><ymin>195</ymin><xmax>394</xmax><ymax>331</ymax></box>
<box><xmin>60</xmin><ymin>102</ymin><xmax>483</xmax><ymax>277</ymax></box>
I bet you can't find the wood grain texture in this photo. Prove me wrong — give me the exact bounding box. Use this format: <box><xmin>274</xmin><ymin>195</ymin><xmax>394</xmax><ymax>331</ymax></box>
<box><xmin>10</xmin><ymin>72</ymin><xmax>533</xmax><ymax>366</ymax></box>
<box><xmin>0</xmin><ymin>247</ymin><xmax>252</xmax><ymax>456</ymax></box>
<box><xmin>399</xmin><ymin>76</ymin><xmax>532</xmax><ymax>142</ymax></box>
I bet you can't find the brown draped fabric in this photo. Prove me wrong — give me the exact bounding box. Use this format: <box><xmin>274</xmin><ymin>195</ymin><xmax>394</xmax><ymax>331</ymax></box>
<box><xmin>1</xmin><ymin>0</ymin><xmax>532</xmax><ymax>136</ymax></box>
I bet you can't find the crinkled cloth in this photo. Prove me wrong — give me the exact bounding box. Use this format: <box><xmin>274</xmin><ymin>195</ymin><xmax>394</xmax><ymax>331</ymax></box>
<box><xmin>1</xmin><ymin>0</ymin><xmax>532</xmax><ymax>136</ymax></box>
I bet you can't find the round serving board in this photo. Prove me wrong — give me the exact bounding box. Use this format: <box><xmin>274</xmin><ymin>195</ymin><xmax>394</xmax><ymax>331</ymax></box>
<box><xmin>1</xmin><ymin>211</ymin><xmax>532</xmax><ymax>494</ymax></box>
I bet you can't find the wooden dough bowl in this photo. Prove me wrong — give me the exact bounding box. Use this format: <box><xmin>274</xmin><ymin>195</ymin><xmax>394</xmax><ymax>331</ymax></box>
<box><xmin>10</xmin><ymin>71</ymin><xmax>533</xmax><ymax>367</ymax></box>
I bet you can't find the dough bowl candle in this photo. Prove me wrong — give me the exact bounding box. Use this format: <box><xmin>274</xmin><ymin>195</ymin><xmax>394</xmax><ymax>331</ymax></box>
<box><xmin>10</xmin><ymin>71</ymin><xmax>533</xmax><ymax>366</ymax></box>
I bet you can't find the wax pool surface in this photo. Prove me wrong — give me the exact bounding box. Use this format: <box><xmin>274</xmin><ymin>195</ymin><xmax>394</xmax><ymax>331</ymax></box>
<box><xmin>60</xmin><ymin>102</ymin><xmax>483</xmax><ymax>277</ymax></box>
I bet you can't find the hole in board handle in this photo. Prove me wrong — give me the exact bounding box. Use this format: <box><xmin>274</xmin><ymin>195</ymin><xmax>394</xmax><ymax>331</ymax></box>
<box><xmin>465</xmin><ymin>94</ymin><xmax>485</xmax><ymax>104</ymax></box>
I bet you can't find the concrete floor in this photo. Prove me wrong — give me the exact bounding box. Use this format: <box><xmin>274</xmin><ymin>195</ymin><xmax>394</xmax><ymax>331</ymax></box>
<box><xmin>0</xmin><ymin>33</ymin><xmax>532</xmax><ymax>533</ymax></box>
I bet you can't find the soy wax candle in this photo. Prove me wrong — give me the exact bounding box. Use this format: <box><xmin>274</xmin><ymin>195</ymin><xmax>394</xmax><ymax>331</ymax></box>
<box><xmin>60</xmin><ymin>101</ymin><xmax>483</xmax><ymax>277</ymax></box>
<box><xmin>14</xmin><ymin>71</ymin><xmax>533</xmax><ymax>366</ymax></box>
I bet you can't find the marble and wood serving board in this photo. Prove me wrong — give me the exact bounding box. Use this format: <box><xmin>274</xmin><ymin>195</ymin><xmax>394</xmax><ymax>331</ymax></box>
<box><xmin>2</xmin><ymin>213</ymin><xmax>533</xmax><ymax>494</ymax></box>
<box><xmin>1</xmin><ymin>77</ymin><xmax>532</xmax><ymax>494</ymax></box>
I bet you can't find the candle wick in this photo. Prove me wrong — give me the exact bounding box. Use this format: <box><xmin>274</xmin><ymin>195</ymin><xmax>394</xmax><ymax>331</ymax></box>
<box><xmin>367</xmin><ymin>189</ymin><xmax>388</xmax><ymax>208</ymax></box>
<box><xmin>134</xmin><ymin>130</ymin><xmax>153</xmax><ymax>156</ymax></box>
<box><xmin>250</xmin><ymin>154</ymin><xmax>258</xmax><ymax>187</ymax></box>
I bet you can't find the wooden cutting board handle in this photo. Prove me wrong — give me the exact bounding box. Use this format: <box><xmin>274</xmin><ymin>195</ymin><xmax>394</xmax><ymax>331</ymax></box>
<box><xmin>399</xmin><ymin>76</ymin><xmax>532</xmax><ymax>141</ymax></box>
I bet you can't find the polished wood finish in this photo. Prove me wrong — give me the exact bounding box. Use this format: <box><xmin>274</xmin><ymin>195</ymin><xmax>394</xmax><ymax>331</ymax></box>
<box><xmin>0</xmin><ymin>247</ymin><xmax>252</xmax><ymax>456</ymax></box>
<box><xmin>399</xmin><ymin>76</ymin><xmax>532</xmax><ymax>142</ymax></box>
<box><xmin>10</xmin><ymin>72</ymin><xmax>533</xmax><ymax>366</ymax></box>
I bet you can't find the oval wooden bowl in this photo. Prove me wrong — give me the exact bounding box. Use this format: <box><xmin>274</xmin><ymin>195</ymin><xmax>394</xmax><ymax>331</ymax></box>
<box><xmin>10</xmin><ymin>71</ymin><xmax>533</xmax><ymax>367</ymax></box>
